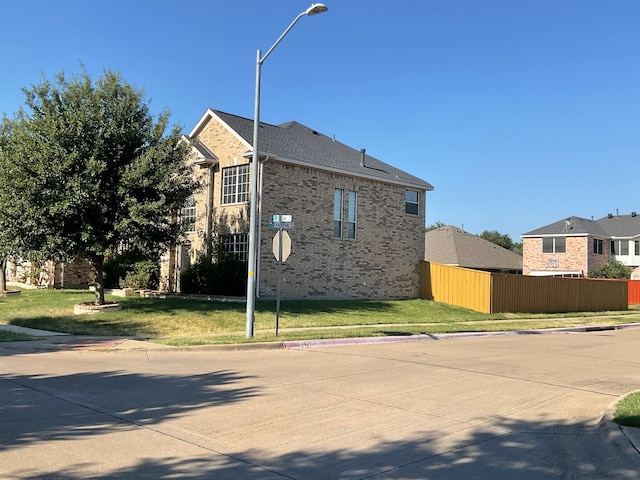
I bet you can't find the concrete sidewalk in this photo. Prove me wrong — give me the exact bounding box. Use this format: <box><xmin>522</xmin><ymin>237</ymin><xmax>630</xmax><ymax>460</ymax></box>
<box><xmin>0</xmin><ymin>323</ymin><xmax>70</xmax><ymax>337</ymax></box>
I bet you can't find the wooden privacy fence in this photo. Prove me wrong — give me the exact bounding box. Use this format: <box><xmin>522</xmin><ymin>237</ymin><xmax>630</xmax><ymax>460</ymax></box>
<box><xmin>420</xmin><ymin>261</ymin><xmax>628</xmax><ymax>314</ymax></box>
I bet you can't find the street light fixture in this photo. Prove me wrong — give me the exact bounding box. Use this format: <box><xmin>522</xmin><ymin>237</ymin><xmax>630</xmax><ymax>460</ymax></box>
<box><xmin>246</xmin><ymin>4</ymin><xmax>328</xmax><ymax>338</ymax></box>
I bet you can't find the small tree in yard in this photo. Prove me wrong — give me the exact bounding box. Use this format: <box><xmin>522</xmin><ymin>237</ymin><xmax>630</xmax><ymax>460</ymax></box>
<box><xmin>1</xmin><ymin>69</ymin><xmax>199</xmax><ymax>304</ymax></box>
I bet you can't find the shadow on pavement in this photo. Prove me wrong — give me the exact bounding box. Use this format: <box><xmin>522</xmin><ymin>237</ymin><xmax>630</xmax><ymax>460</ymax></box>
<box><xmin>3</xmin><ymin>416</ymin><xmax>639</xmax><ymax>479</ymax></box>
<box><xmin>2</xmin><ymin>361</ymin><xmax>638</xmax><ymax>480</ymax></box>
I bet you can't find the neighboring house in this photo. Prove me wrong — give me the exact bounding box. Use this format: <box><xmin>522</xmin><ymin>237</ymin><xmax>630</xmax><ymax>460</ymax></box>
<box><xmin>521</xmin><ymin>212</ymin><xmax>640</xmax><ymax>279</ymax></box>
<box><xmin>160</xmin><ymin>109</ymin><xmax>434</xmax><ymax>299</ymax></box>
<box><xmin>425</xmin><ymin>225</ymin><xmax>522</xmax><ymax>274</ymax></box>
<box><xmin>5</xmin><ymin>258</ymin><xmax>92</xmax><ymax>289</ymax></box>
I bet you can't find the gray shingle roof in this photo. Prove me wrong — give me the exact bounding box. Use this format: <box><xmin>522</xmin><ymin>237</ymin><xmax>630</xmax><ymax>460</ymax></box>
<box><xmin>522</xmin><ymin>216</ymin><xmax>608</xmax><ymax>237</ymax></box>
<box><xmin>212</xmin><ymin>110</ymin><xmax>434</xmax><ymax>191</ymax></box>
<box><xmin>596</xmin><ymin>213</ymin><xmax>640</xmax><ymax>237</ymax></box>
<box><xmin>523</xmin><ymin>213</ymin><xmax>640</xmax><ymax>238</ymax></box>
<box><xmin>425</xmin><ymin>225</ymin><xmax>523</xmax><ymax>271</ymax></box>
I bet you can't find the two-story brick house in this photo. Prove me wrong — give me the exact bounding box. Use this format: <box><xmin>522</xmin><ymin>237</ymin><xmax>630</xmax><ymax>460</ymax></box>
<box><xmin>521</xmin><ymin>212</ymin><xmax>640</xmax><ymax>279</ymax></box>
<box><xmin>160</xmin><ymin>109</ymin><xmax>434</xmax><ymax>299</ymax></box>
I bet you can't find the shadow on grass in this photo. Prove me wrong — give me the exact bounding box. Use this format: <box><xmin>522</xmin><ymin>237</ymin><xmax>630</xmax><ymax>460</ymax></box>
<box><xmin>117</xmin><ymin>297</ymin><xmax>404</xmax><ymax>316</ymax></box>
<box><xmin>2</xmin><ymin>293</ymin><xmax>408</xmax><ymax>338</ymax></box>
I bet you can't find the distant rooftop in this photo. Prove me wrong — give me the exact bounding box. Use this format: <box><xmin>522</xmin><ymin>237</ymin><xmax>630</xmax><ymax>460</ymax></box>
<box><xmin>523</xmin><ymin>212</ymin><xmax>640</xmax><ymax>238</ymax></box>
<box><xmin>426</xmin><ymin>225</ymin><xmax>523</xmax><ymax>272</ymax></box>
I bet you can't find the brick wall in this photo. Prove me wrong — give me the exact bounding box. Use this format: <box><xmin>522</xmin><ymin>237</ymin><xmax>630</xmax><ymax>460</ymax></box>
<box><xmin>6</xmin><ymin>259</ymin><xmax>91</xmax><ymax>288</ymax></box>
<box><xmin>160</xmin><ymin>115</ymin><xmax>427</xmax><ymax>299</ymax></box>
<box><xmin>258</xmin><ymin>161</ymin><xmax>425</xmax><ymax>299</ymax></box>
<box><xmin>54</xmin><ymin>261</ymin><xmax>92</xmax><ymax>288</ymax></box>
<box><xmin>160</xmin><ymin>119</ymin><xmax>251</xmax><ymax>290</ymax></box>
<box><xmin>523</xmin><ymin>235</ymin><xmax>611</xmax><ymax>275</ymax></box>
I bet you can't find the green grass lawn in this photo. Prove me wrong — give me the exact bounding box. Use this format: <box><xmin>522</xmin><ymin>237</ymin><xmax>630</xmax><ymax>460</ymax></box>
<box><xmin>614</xmin><ymin>392</ymin><xmax>640</xmax><ymax>428</ymax></box>
<box><xmin>2</xmin><ymin>289</ymin><xmax>639</xmax><ymax>345</ymax></box>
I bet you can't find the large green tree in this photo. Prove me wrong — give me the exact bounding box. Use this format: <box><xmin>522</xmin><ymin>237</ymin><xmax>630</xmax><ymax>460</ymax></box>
<box><xmin>1</xmin><ymin>69</ymin><xmax>199</xmax><ymax>303</ymax></box>
<box><xmin>0</xmin><ymin>120</ymin><xmax>33</xmax><ymax>292</ymax></box>
<box><xmin>425</xmin><ymin>220</ymin><xmax>445</xmax><ymax>232</ymax></box>
<box><xmin>480</xmin><ymin>230</ymin><xmax>515</xmax><ymax>251</ymax></box>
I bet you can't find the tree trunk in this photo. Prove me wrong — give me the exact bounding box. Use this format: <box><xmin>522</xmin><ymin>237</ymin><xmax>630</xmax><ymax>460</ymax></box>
<box><xmin>0</xmin><ymin>256</ymin><xmax>7</xmax><ymax>293</ymax></box>
<box><xmin>88</xmin><ymin>254</ymin><xmax>106</xmax><ymax>305</ymax></box>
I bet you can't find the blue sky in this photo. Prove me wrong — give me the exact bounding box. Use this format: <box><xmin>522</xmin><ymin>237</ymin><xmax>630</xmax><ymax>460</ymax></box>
<box><xmin>2</xmin><ymin>1</ymin><xmax>638</xmax><ymax>241</ymax></box>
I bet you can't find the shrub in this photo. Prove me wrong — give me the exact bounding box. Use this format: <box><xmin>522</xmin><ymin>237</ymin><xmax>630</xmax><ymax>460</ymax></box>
<box><xmin>588</xmin><ymin>261</ymin><xmax>633</xmax><ymax>279</ymax></box>
<box><xmin>121</xmin><ymin>260</ymin><xmax>159</xmax><ymax>290</ymax></box>
<box><xmin>103</xmin><ymin>254</ymin><xmax>159</xmax><ymax>289</ymax></box>
<box><xmin>180</xmin><ymin>256</ymin><xmax>246</xmax><ymax>296</ymax></box>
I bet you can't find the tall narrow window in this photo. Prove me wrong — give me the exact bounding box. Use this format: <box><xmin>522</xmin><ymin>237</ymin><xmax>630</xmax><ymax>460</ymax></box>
<box><xmin>333</xmin><ymin>189</ymin><xmax>343</xmax><ymax>238</ymax></box>
<box><xmin>222</xmin><ymin>164</ymin><xmax>250</xmax><ymax>204</ymax></box>
<box><xmin>621</xmin><ymin>241</ymin><xmax>629</xmax><ymax>255</ymax></box>
<box><xmin>347</xmin><ymin>191</ymin><xmax>357</xmax><ymax>239</ymax></box>
<box><xmin>554</xmin><ymin>237</ymin><xmax>566</xmax><ymax>253</ymax></box>
<box><xmin>405</xmin><ymin>190</ymin><xmax>419</xmax><ymax>215</ymax></box>
<box><xmin>181</xmin><ymin>196</ymin><xmax>196</xmax><ymax>232</ymax></box>
<box><xmin>635</xmin><ymin>241</ymin><xmax>640</xmax><ymax>256</ymax></box>
<box><xmin>593</xmin><ymin>238</ymin><xmax>603</xmax><ymax>254</ymax></box>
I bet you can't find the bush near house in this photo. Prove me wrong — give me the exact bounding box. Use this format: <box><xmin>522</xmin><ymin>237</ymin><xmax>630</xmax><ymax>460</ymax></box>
<box><xmin>180</xmin><ymin>256</ymin><xmax>246</xmax><ymax>296</ymax></box>
<box><xmin>104</xmin><ymin>255</ymin><xmax>159</xmax><ymax>290</ymax></box>
<box><xmin>588</xmin><ymin>261</ymin><xmax>633</xmax><ymax>279</ymax></box>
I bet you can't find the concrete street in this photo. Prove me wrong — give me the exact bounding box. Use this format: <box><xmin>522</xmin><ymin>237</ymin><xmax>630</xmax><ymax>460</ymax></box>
<box><xmin>1</xmin><ymin>328</ymin><xmax>640</xmax><ymax>479</ymax></box>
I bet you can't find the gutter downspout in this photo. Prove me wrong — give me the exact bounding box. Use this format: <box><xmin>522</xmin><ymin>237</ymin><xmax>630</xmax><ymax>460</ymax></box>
<box><xmin>206</xmin><ymin>165</ymin><xmax>214</xmax><ymax>258</ymax></box>
<box><xmin>585</xmin><ymin>236</ymin><xmax>589</xmax><ymax>277</ymax></box>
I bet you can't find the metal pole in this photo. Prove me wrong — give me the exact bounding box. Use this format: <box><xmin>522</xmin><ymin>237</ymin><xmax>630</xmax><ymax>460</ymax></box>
<box><xmin>275</xmin><ymin>227</ymin><xmax>283</xmax><ymax>336</ymax></box>
<box><xmin>246</xmin><ymin>49</ymin><xmax>261</xmax><ymax>339</ymax></box>
<box><xmin>245</xmin><ymin>4</ymin><xmax>328</xmax><ymax>339</ymax></box>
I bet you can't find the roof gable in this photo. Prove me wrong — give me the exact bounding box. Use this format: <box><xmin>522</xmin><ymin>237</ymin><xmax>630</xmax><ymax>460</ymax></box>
<box><xmin>199</xmin><ymin>110</ymin><xmax>433</xmax><ymax>191</ymax></box>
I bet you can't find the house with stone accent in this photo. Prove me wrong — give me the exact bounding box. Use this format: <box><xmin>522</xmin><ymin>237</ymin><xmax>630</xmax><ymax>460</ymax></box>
<box><xmin>521</xmin><ymin>212</ymin><xmax>640</xmax><ymax>279</ymax></box>
<box><xmin>425</xmin><ymin>225</ymin><xmax>522</xmax><ymax>274</ymax></box>
<box><xmin>160</xmin><ymin>109</ymin><xmax>434</xmax><ymax>299</ymax></box>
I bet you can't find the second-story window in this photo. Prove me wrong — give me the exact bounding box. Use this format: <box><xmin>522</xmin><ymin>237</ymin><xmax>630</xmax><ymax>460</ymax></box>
<box><xmin>181</xmin><ymin>196</ymin><xmax>196</xmax><ymax>233</ymax></box>
<box><xmin>593</xmin><ymin>238</ymin><xmax>603</xmax><ymax>254</ymax></box>
<box><xmin>347</xmin><ymin>191</ymin><xmax>357</xmax><ymax>239</ymax></box>
<box><xmin>405</xmin><ymin>190</ymin><xmax>419</xmax><ymax>215</ymax></box>
<box><xmin>611</xmin><ymin>240</ymin><xmax>629</xmax><ymax>255</ymax></box>
<box><xmin>542</xmin><ymin>237</ymin><xmax>566</xmax><ymax>253</ymax></box>
<box><xmin>334</xmin><ymin>189</ymin><xmax>343</xmax><ymax>238</ymax></box>
<box><xmin>222</xmin><ymin>164</ymin><xmax>249</xmax><ymax>204</ymax></box>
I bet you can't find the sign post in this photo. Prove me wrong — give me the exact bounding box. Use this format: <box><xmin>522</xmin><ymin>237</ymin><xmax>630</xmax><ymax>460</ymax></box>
<box><xmin>271</xmin><ymin>215</ymin><xmax>293</xmax><ymax>335</ymax></box>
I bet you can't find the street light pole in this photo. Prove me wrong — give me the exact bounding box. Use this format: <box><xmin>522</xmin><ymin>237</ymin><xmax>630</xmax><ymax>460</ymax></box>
<box><xmin>246</xmin><ymin>4</ymin><xmax>328</xmax><ymax>338</ymax></box>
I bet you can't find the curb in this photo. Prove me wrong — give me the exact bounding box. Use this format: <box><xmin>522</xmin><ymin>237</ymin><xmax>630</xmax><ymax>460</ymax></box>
<box><xmin>4</xmin><ymin>322</ymin><xmax>640</xmax><ymax>352</ymax></box>
<box><xmin>601</xmin><ymin>395</ymin><xmax>640</xmax><ymax>457</ymax></box>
